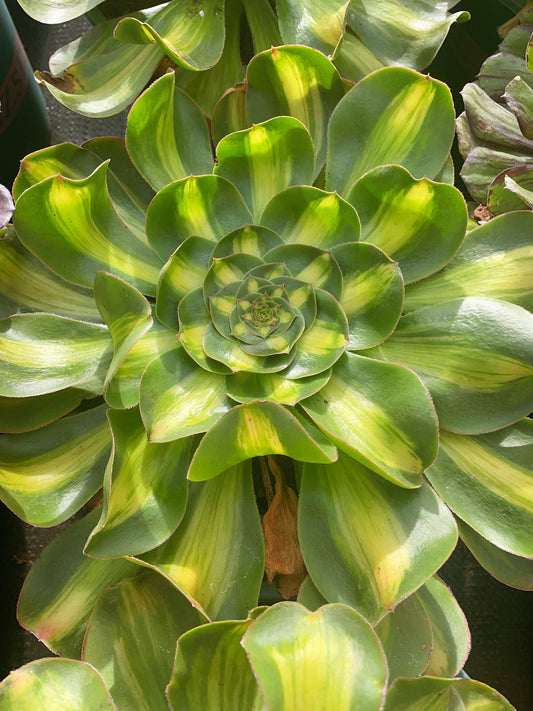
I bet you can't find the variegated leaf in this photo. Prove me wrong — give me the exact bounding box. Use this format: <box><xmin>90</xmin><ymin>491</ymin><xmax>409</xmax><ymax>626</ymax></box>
<box><xmin>18</xmin><ymin>509</ymin><xmax>139</xmax><ymax>656</ymax></box>
<box><xmin>368</xmin><ymin>297</ymin><xmax>533</xmax><ymax>434</ymax></box>
<box><xmin>126</xmin><ymin>72</ymin><xmax>214</xmax><ymax>192</ymax></box>
<box><xmin>0</xmin><ymin>390</ymin><xmax>84</xmax><ymax>434</ymax></box>
<box><xmin>426</xmin><ymin>421</ymin><xmax>533</xmax><ymax>557</ymax></box>
<box><xmin>0</xmin><ymin>405</ymin><xmax>110</xmax><ymax>527</ymax></box>
<box><xmin>83</xmin><ymin>572</ymin><xmax>206</xmax><ymax>711</ymax></box>
<box><xmin>327</xmin><ymin>68</ymin><xmax>455</xmax><ymax>197</ymax></box>
<box><xmin>277</xmin><ymin>0</ymin><xmax>349</xmax><ymax>56</ymax></box>
<box><xmin>299</xmin><ymin>452</ymin><xmax>457</xmax><ymax>623</ymax></box>
<box><xmin>226</xmin><ymin>370</ymin><xmax>331</xmax><ymax>406</ymax></box>
<box><xmin>242</xmin><ymin>603</ymin><xmax>387</xmax><ymax>711</ymax></box>
<box><xmin>385</xmin><ymin>677</ymin><xmax>514</xmax><ymax>710</ymax></box>
<box><xmin>85</xmin><ymin>408</ymin><xmax>193</xmax><ymax>558</ymax></box>
<box><xmin>13</xmin><ymin>164</ymin><xmax>162</xmax><ymax>295</ymax></box>
<box><xmin>146</xmin><ymin>175</ymin><xmax>252</xmax><ymax>260</ymax></box>
<box><xmin>301</xmin><ymin>353</ymin><xmax>438</xmax><ymax>488</ymax></box>
<box><xmin>137</xmin><ymin>461</ymin><xmax>264</xmax><ymax>620</ymax></box>
<box><xmin>214</xmin><ymin>117</ymin><xmax>315</xmax><ymax>221</ymax></box>
<box><xmin>187</xmin><ymin>402</ymin><xmax>337</xmax><ymax>482</ymax></box>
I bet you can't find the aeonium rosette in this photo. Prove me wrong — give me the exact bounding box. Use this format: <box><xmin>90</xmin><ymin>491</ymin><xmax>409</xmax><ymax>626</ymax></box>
<box><xmin>1</xmin><ymin>46</ymin><xmax>533</xmax><ymax>646</ymax></box>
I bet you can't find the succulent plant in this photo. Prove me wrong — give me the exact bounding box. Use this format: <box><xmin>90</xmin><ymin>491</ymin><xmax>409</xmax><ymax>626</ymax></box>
<box><xmin>0</xmin><ymin>46</ymin><xmax>532</xmax><ymax>709</ymax></box>
<box><xmin>458</xmin><ymin>8</ymin><xmax>533</xmax><ymax>213</ymax></box>
<box><xmin>16</xmin><ymin>0</ymin><xmax>469</xmax><ymax>116</ymax></box>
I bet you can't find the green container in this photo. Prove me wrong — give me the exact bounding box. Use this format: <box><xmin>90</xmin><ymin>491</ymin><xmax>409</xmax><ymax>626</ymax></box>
<box><xmin>0</xmin><ymin>0</ymin><xmax>50</xmax><ymax>187</ymax></box>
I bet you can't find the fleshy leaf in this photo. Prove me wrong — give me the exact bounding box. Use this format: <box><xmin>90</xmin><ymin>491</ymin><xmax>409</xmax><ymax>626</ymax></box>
<box><xmin>299</xmin><ymin>452</ymin><xmax>457</xmax><ymax>623</ymax></box>
<box><xmin>126</xmin><ymin>72</ymin><xmax>214</xmax><ymax>191</ymax></box>
<box><xmin>211</xmin><ymin>85</ymin><xmax>249</xmax><ymax>146</ymax></box>
<box><xmin>426</xmin><ymin>422</ymin><xmax>533</xmax><ymax>557</ymax></box>
<box><xmin>0</xmin><ymin>227</ymin><xmax>101</xmax><ymax>322</ymax></box>
<box><xmin>17</xmin><ymin>0</ymin><xmax>102</xmax><ymax>22</ymax></box>
<box><xmin>404</xmin><ymin>211</ymin><xmax>533</xmax><ymax>313</ymax></box>
<box><xmin>187</xmin><ymin>401</ymin><xmax>337</xmax><ymax>482</ymax></box>
<box><xmin>332</xmin><ymin>242</ymin><xmax>403</xmax><ymax>349</ymax></box>
<box><xmin>0</xmin><ymin>313</ymin><xmax>113</xmax><ymax>398</ymax></box>
<box><xmin>85</xmin><ymin>407</ymin><xmax>193</xmax><ymax>558</ymax></box>
<box><xmin>83</xmin><ymin>572</ymin><xmax>206</xmax><ymax>711</ymax></box>
<box><xmin>140</xmin><ymin>348</ymin><xmax>232</xmax><ymax>442</ymax></box>
<box><xmin>211</xmin><ymin>225</ymin><xmax>283</xmax><ymax>260</ymax></box>
<box><xmin>37</xmin><ymin>17</ymin><xmax>161</xmax><ymax>118</ymax></box>
<box><xmin>114</xmin><ymin>0</ymin><xmax>225</xmax><ymax>70</ymax></box>
<box><xmin>347</xmin><ymin>165</ymin><xmax>467</xmax><ymax>283</ymax></box>
<box><xmin>277</xmin><ymin>0</ymin><xmax>349</xmax><ymax>56</ymax></box>
<box><xmin>242</xmin><ymin>603</ymin><xmax>387</xmax><ymax>711</ymax></box>
<box><xmin>415</xmin><ymin>575</ymin><xmax>470</xmax><ymax>678</ymax></box>
<box><xmin>260</xmin><ymin>185</ymin><xmax>360</xmax><ymax>250</ymax></box>
<box><xmin>18</xmin><ymin>509</ymin><xmax>139</xmax><ymax>656</ymax></box>
<box><xmin>0</xmin><ymin>390</ymin><xmax>85</xmax><ymax>434</ymax></box>
<box><xmin>146</xmin><ymin>175</ymin><xmax>252</xmax><ymax>260</ymax></box>
<box><xmin>327</xmin><ymin>67</ymin><xmax>455</xmax><ymax>197</ymax></box>
<box><xmin>375</xmin><ymin>594</ymin><xmax>432</xmax><ymax>682</ymax></box>
<box><xmin>0</xmin><ymin>659</ymin><xmax>116</xmax><ymax>710</ymax></box>
<box><xmin>368</xmin><ymin>297</ymin><xmax>533</xmax><ymax>434</ymax></box>
<box><xmin>138</xmin><ymin>461</ymin><xmax>264</xmax><ymax>621</ymax></box>
<box><xmin>214</xmin><ymin>117</ymin><xmax>315</xmax><ymax>220</ymax></box>
<box><xmin>458</xmin><ymin>519</ymin><xmax>533</xmax><ymax>590</ymax></box>
<box><xmin>246</xmin><ymin>45</ymin><xmax>345</xmax><ymax>175</ymax></box>
<box><xmin>301</xmin><ymin>353</ymin><xmax>438</xmax><ymax>488</ymax></box>
<box><xmin>226</xmin><ymin>370</ymin><xmax>331</xmax><ymax>406</ymax></box>
<box><xmin>0</xmin><ymin>405</ymin><xmax>110</xmax><ymax>527</ymax></box>
<box><xmin>93</xmin><ymin>271</ymin><xmax>153</xmax><ymax>389</ymax></box>
<box><xmin>384</xmin><ymin>677</ymin><xmax>514</xmax><ymax>710</ymax></box>
<box><xmin>168</xmin><ymin>614</ymin><xmax>264</xmax><ymax>711</ymax></box>
<box><xmin>13</xmin><ymin>164</ymin><xmax>162</xmax><ymax>295</ymax></box>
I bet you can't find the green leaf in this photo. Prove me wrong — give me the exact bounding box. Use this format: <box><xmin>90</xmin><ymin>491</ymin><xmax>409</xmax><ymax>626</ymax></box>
<box><xmin>277</xmin><ymin>0</ymin><xmax>350</xmax><ymax>56</ymax></box>
<box><xmin>246</xmin><ymin>45</ymin><xmax>345</xmax><ymax>175</ymax></box>
<box><xmin>385</xmin><ymin>677</ymin><xmax>514</xmax><ymax>710</ymax></box>
<box><xmin>0</xmin><ymin>390</ymin><xmax>85</xmax><ymax>434</ymax></box>
<box><xmin>187</xmin><ymin>401</ymin><xmax>337</xmax><ymax>482</ymax></box>
<box><xmin>404</xmin><ymin>211</ymin><xmax>533</xmax><ymax>312</ymax></box>
<box><xmin>332</xmin><ymin>242</ymin><xmax>404</xmax><ymax>349</ymax></box>
<box><xmin>211</xmin><ymin>85</ymin><xmax>249</xmax><ymax>146</ymax></box>
<box><xmin>426</xmin><ymin>422</ymin><xmax>533</xmax><ymax>557</ymax></box>
<box><xmin>415</xmin><ymin>576</ymin><xmax>470</xmax><ymax>678</ymax></box>
<box><xmin>347</xmin><ymin>165</ymin><xmax>467</xmax><ymax>283</ymax></box>
<box><xmin>17</xmin><ymin>0</ymin><xmax>100</xmax><ymax>22</ymax></box>
<box><xmin>0</xmin><ymin>405</ymin><xmax>110</xmax><ymax>527</ymax></box>
<box><xmin>458</xmin><ymin>519</ymin><xmax>533</xmax><ymax>590</ymax></box>
<box><xmin>242</xmin><ymin>603</ymin><xmax>387</xmax><ymax>711</ymax></box>
<box><xmin>227</xmin><ymin>370</ymin><xmax>331</xmax><ymax>406</ymax></box>
<box><xmin>264</xmin><ymin>243</ymin><xmax>343</xmax><ymax>299</ymax></box>
<box><xmin>14</xmin><ymin>164</ymin><xmax>162</xmax><ymax>295</ymax></box>
<box><xmin>212</xmin><ymin>225</ymin><xmax>283</xmax><ymax>260</ymax></box>
<box><xmin>146</xmin><ymin>175</ymin><xmax>252</xmax><ymax>261</ymax></box>
<box><xmin>299</xmin><ymin>452</ymin><xmax>457</xmax><ymax>624</ymax></box>
<box><xmin>327</xmin><ymin>68</ymin><xmax>455</xmax><ymax>197</ymax></box>
<box><xmin>140</xmin><ymin>348</ymin><xmax>232</xmax><ymax>442</ymax></box>
<box><xmin>83</xmin><ymin>137</ymin><xmax>155</xmax><ymax>244</ymax></box>
<box><xmin>114</xmin><ymin>0</ymin><xmax>225</xmax><ymax>70</ymax></box>
<box><xmin>168</xmin><ymin>614</ymin><xmax>264</xmax><ymax>711</ymax></box>
<box><xmin>301</xmin><ymin>353</ymin><xmax>438</xmax><ymax>488</ymax></box>
<box><xmin>126</xmin><ymin>72</ymin><xmax>213</xmax><ymax>191</ymax></box>
<box><xmin>505</xmin><ymin>76</ymin><xmax>533</xmax><ymax>140</ymax></box>
<box><xmin>83</xmin><ymin>572</ymin><xmax>206</xmax><ymax>711</ymax></box>
<box><xmin>368</xmin><ymin>297</ymin><xmax>533</xmax><ymax>434</ymax></box>
<box><xmin>243</xmin><ymin>0</ymin><xmax>282</xmax><ymax>53</ymax></box>
<box><xmin>0</xmin><ymin>227</ymin><xmax>101</xmax><ymax>322</ymax></box>
<box><xmin>375</xmin><ymin>594</ymin><xmax>432</xmax><ymax>682</ymax></box>
<box><xmin>0</xmin><ymin>659</ymin><xmax>116</xmax><ymax>710</ymax></box>
<box><xmin>346</xmin><ymin>1</ymin><xmax>470</xmax><ymax>71</ymax></box>
<box><xmin>297</xmin><ymin>576</ymin><xmax>328</xmax><ymax>611</ymax></box>
<box><xmin>105</xmin><ymin>318</ymin><xmax>177</xmax><ymax>409</ymax></box>
<box><xmin>332</xmin><ymin>27</ymin><xmax>384</xmax><ymax>85</ymax></box>
<box><xmin>260</xmin><ymin>185</ymin><xmax>360</xmax><ymax>250</ymax></box>
<box><xmin>94</xmin><ymin>271</ymin><xmax>153</xmax><ymax>389</ymax></box>
<box><xmin>214</xmin><ymin>117</ymin><xmax>315</xmax><ymax>221</ymax></box>
<box><xmin>84</xmin><ymin>408</ymin><xmax>193</xmax><ymax>558</ymax></box>
<box><xmin>0</xmin><ymin>314</ymin><xmax>113</xmax><ymax>397</ymax></box>
<box><xmin>138</xmin><ymin>462</ymin><xmax>264</xmax><ymax>620</ymax></box>
<box><xmin>18</xmin><ymin>509</ymin><xmax>139</xmax><ymax>656</ymax></box>
<box><xmin>36</xmin><ymin>17</ymin><xmax>162</xmax><ymax>118</ymax></box>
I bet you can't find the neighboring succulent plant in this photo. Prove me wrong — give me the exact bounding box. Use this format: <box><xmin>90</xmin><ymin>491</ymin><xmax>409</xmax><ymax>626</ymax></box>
<box><xmin>458</xmin><ymin>8</ymin><xmax>533</xmax><ymax>213</ymax></box>
<box><xmin>15</xmin><ymin>0</ymin><xmax>469</xmax><ymax>116</ymax></box>
<box><xmin>0</xmin><ymin>46</ymin><xmax>532</xmax><ymax>709</ymax></box>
